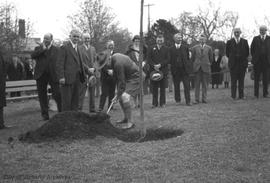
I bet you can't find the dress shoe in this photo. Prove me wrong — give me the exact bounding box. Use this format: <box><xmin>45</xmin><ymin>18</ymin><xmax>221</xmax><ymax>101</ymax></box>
<box><xmin>0</xmin><ymin>124</ymin><xmax>12</xmax><ymax>130</ymax></box>
<box><xmin>115</xmin><ymin>119</ymin><xmax>128</xmax><ymax>124</ymax></box>
<box><xmin>193</xmin><ymin>100</ymin><xmax>200</xmax><ymax>104</ymax></box>
<box><xmin>90</xmin><ymin>109</ymin><xmax>96</xmax><ymax>113</ymax></box>
<box><xmin>0</xmin><ymin>124</ymin><xmax>6</xmax><ymax>130</ymax></box>
<box><xmin>186</xmin><ymin>103</ymin><xmax>192</xmax><ymax>106</ymax></box>
<box><xmin>263</xmin><ymin>94</ymin><xmax>269</xmax><ymax>98</ymax></box>
<box><xmin>42</xmin><ymin>115</ymin><xmax>49</xmax><ymax>121</ymax></box>
<box><xmin>202</xmin><ymin>100</ymin><xmax>207</xmax><ymax>104</ymax></box>
<box><xmin>120</xmin><ymin>122</ymin><xmax>134</xmax><ymax>130</ymax></box>
<box><xmin>151</xmin><ymin>105</ymin><xmax>157</xmax><ymax>108</ymax></box>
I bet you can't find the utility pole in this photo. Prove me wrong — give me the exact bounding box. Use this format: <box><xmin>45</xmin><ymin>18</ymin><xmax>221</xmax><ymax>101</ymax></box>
<box><xmin>144</xmin><ymin>3</ymin><xmax>154</xmax><ymax>32</ymax></box>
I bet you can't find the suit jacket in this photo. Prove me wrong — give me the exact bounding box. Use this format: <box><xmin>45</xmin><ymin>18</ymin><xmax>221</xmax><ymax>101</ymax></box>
<box><xmin>250</xmin><ymin>35</ymin><xmax>270</xmax><ymax>66</ymax></box>
<box><xmin>80</xmin><ymin>44</ymin><xmax>97</xmax><ymax>76</ymax></box>
<box><xmin>0</xmin><ymin>53</ymin><xmax>6</xmax><ymax>107</ymax></box>
<box><xmin>191</xmin><ymin>44</ymin><xmax>213</xmax><ymax>73</ymax></box>
<box><xmin>226</xmin><ymin>38</ymin><xmax>249</xmax><ymax>70</ymax></box>
<box><xmin>147</xmin><ymin>45</ymin><xmax>170</xmax><ymax>76</ymax></box>
<box><xmin>31</xmin><ymin>45</ymin><xmax>59</xmax><ymax>82</ymax></box>
<box><xmin>169</xmin><ymin>44</ymin><xmax>193</xmax><ymax>75</ymax></box>
<box><xmin>111</xmin><ymin>53</ymin><xmax>140</xmax><ymax>97</ymax></box>
<box><xmin>56</xmin><ymin>41</ymin><xmax>85</xmax><ymax>84</ymax></box>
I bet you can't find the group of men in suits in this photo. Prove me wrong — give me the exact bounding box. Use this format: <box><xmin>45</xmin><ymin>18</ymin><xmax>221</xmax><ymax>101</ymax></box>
<box><xmin>147</xmin><ymin>25</ymin><xmax>270</xmax><ymax>107</ymax></box>
<box><xmin>147</xmin><ymin>33</ymin><xmax>213</xmax><ymax>107</ymax></box>
<box><xmin>31</xmin><ymin>30</ymin><xmax>97</xmax><ymax>121</ymax></box>
<box><xmin>226</xmin><ymin>26</ymin><xmax>270</xmax><ymax>100</ymax></box>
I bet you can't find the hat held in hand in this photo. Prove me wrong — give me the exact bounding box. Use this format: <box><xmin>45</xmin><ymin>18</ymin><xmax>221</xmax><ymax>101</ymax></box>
<box><xmin>150</xmin><ymin>70</ymin><xmax>163</xmax><ymax>81</ymax></box>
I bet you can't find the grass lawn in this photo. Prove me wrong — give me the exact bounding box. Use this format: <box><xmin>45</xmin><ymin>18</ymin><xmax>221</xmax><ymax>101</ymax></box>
<box><xmin>0</xmin><ymin>75</ymin><xmax>270</xmax><ymax>183</ymax></box>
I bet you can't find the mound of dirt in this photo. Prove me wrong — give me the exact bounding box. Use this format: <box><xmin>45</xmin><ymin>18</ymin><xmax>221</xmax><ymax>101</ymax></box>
<box><xmin>18</xmin><ymin>111</ymin><xmax>184</xmax><ymax>143</ymax></box>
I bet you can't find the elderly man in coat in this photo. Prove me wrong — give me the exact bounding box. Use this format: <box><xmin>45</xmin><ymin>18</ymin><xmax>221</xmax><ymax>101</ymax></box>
<box><xmin>226</xmin><ymin>28</ymin><xmax>249</xmax><ymax>99</ymax></box>
<box><xmin>0</xmin><ymin>52</ymin><xmax>7</xmax><ymax>129</ymax></box>
<box><xmin>97</xmin><ymin>51</ymin><xmax>144</xmax><ymax>129</ymax></box>
<box><xmin>191</xmin><ymin>34</ymin><xmax>213</xmax><ymax>104</ymax></box>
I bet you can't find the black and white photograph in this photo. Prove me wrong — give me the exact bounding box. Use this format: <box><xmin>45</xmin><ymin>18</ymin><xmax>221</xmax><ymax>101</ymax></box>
<box><xmin>0</xmin><ymin>0</ymin><xmax>270</xmax><ymax>182</ymax></box>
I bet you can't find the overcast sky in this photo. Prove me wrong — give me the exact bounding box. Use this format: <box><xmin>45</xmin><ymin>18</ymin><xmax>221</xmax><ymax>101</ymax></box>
<box><xmin>6</xmin><ymin>0</ymin><xmax>270</xmax><ymax>42</ymax></box>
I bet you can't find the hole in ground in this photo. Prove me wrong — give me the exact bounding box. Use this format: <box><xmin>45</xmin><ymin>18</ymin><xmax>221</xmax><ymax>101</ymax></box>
<box><xmin>117</xmin><ymin>128</ymin><xmax>184</xmax><ymax>142</ymax></box>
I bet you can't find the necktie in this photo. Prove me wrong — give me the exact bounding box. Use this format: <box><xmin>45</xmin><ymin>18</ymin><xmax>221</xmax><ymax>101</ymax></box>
<box><xmin>262</xmin><ymin>36</ymin><xmax>265</xmax><ymax>41</ymax></box>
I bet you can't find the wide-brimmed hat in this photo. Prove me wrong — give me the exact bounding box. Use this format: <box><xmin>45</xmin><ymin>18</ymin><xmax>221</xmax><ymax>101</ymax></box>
<box><xmin>150</xmin><ymin>70</ymin><xmax>164</xmax><ymax>81</ymax></box>
<box><xmin>96</xmin><ymin>51</ymin><xmax>111</xmax><ymax>69</ymax></box>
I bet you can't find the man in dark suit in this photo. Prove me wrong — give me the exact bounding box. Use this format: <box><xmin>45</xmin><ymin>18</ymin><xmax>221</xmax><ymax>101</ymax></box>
<box><xmin>191</xmin><ymin>35</ymin><xmax>213</xmax><ymax>104</ymax></box>
<box><xmin>0</xmin><ymin>52</ymin><xmax>7</xmax><ymax>129</ymax></box>
<box><xmin>251</xmin><ymin>25</ymin><xmax>270</xmax><ymax>98</ymax></box>
<box><xmin>98</xmin><ymin>40</ymin><xmax>116</xmax><ymax>112</ymax></box>
<box><xmin>226</xmin><ymin>28</ymin><xmax>249</xmax><ymax>99</ymax></box>
<box><xmin>170</xmin><ymin>33</ymin><xmax>192</xmax><ymax>106</ymax></box>
<box><xmin>78</xmin><ymin>33</ymin><xmax>97</xmax><ymax>112</ymax></box>
<box><xmin>56</xmin><ymin>29</ymin><xmax>86</xmax><ymax>111</ymax></box>
<box><xmin>31</xmin><ymin>33</ymin><xmax>62</xmax><ymax>120</ymax></box>
<box><xmin>147</xmin><ymin>34</ymin><xmax>170</xmax><ymax>107</ymax></box>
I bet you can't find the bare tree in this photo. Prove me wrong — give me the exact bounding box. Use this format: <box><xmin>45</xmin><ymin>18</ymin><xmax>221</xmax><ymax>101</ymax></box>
<box><xmin>68</xmin><ymin>0</ymin><xmax>116</xmax><ymax>51</ymax></box>
<box><xmin>0</xmin><ymin>2</ymin><xmax>33</xmax><ymax>56</ymax></box>
<box><xmin>171</xmin><ymin>11</ymin><xmax>202</xmax><ymax>43</ymax></box>
<box><xmin>171</xmin><ymin>0</ymin><xmax>239</xmax><ymax>43</ymax></box>
<box><xmin>195</xmin><ymin>0</ymin><xmax>238</xmax><ymax>40</ymax></box>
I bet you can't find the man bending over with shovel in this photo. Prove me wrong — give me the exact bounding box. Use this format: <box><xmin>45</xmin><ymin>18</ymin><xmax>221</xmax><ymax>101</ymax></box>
<box><xmin>97</xmin><ymin>51</ymin><xmax>145</xmax><ymax>129</ymax></box>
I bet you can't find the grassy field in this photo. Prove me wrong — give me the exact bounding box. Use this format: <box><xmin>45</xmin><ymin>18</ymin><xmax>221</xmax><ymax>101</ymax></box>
<box><xmin>0</xmin><ymin>75</ymin><xmax>270</xmax><ymax>183</ymax></box>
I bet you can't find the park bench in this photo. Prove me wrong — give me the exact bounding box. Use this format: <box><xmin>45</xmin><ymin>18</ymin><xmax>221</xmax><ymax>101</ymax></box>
<box><xmin>5</xmin><ymin>79</ymin><xmax>51</xmax><ymax>101</ymax></box>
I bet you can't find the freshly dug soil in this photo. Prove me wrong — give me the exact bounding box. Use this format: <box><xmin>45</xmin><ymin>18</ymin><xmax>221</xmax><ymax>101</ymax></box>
<box><xmin>18</xmin><ymin>111</ymin><xmax>183</xmax><ymax>143</ymax></box>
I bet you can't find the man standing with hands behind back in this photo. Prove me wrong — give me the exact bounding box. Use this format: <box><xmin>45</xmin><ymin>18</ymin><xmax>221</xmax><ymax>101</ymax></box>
<box><xmin>31</xmin><ymin>33</ymin><xmax>62</xmax><ymax>120</ymax></box>
<box><xmin>57</xmin><ymin>29</ymin><xmax>86</xmax><ymax>111</ymax></box>
<box><xmin>251</xmin><ymin>25</ymin><xmax>270</xmax><ymax>98</ymax></box>
<box><xmin>147</xmin><ymin>34</ymin><xmax>170</xmax><ymax>108</ymax></box>
<box><xmin>226</xmin><ymin>28</ymin><xmax>249</xmax><ymax>100</ymax></box>
<box><xmin>191</xmin><ymin>34</ymin><xmax>213</xmax><ymax>104</ymax></box>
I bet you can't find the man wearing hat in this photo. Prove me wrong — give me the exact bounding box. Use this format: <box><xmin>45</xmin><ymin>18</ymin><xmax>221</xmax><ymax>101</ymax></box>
<box><xmin>226</xmin><ymin>28</ymin><xmax>249</xmax><ymax>99</ymax></box>
<box><xmin>147</xmin><ymin>34</ymin><xmax>170</xmax><ymax>108</ymax></box>
<box><xmin>251</xmin><ymin>25</ymin><xmax>270</xmax><ymax>98</ymax></box>
<box><xmin>191</xmin><ymin>34</ymin><xmax>213</xmax><ymax>104</ymax></box>
<box><xmin>97</xmin><ymin>51</ymin><xmax>143</xmax><ymax>129</ymax></box>
<box><xmin>78</xmin><ymin>33</ymin><xmax>97</xmax><ymax>112</ymax></box>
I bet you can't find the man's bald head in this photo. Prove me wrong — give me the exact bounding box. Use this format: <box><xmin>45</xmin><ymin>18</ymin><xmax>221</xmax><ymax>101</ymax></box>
<box><xmin>43</xmin><ymin>33</ymin><xmax>53</xmax><ymax>47</ymax></box>
<box><xmin>259</xmin><ymin>25</ymin><xmax>267</xmax><ymax>36</ymax></box>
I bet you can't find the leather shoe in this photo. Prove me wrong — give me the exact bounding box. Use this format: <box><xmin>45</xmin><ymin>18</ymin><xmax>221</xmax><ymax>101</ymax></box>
<box><xmin>115</xmin><ymin>119</ymin><xmax>128</xmax><ymax>124</ymax></box>
<box><xmin>193</xmin><ymin>100</ymin><xmax>200</xmax><ymax>104</ymax></box>
<box><xmin>202</xmin><ymin>100</ymin><xmax>207</xmax><ymax>104</ymax></box>
<box><xmin>120</xmin><ymin>122</ymin><xmax>134</xmax><ymax>130</ymax></box>
<box><xmin>90</xmin><ymin>109</ymin><xmax>96</xmax><ymax>113</ymax></box>
<box><xmin>0</xmin><ymin>124</ymin><xmax>12</xmax><ymax>130</ymax></box>
<box><xmin>42</xmin><ymin>115</ymin><xmax>49</xmax><ymax>121</ymax></box>
<box><xmin>186</xmin><ymin>103</ymin><xmax>192</xmax><ymax>106</ymax></box>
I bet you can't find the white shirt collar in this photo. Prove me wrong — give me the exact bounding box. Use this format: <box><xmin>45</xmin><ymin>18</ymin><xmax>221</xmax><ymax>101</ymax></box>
<box><xmin>234</xmin><ymin>37</ymin><xmax>240</xmax><ymax>42</ymax></box>
<box><xmin>175</xmin><ymin>43</ymin><xmax>181</xmax><ymax>48</ymax></box>
<box><xmin>69</xmin><ymin>40</ymin><xmax>77</xmax><ymax>49</ymax></box>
